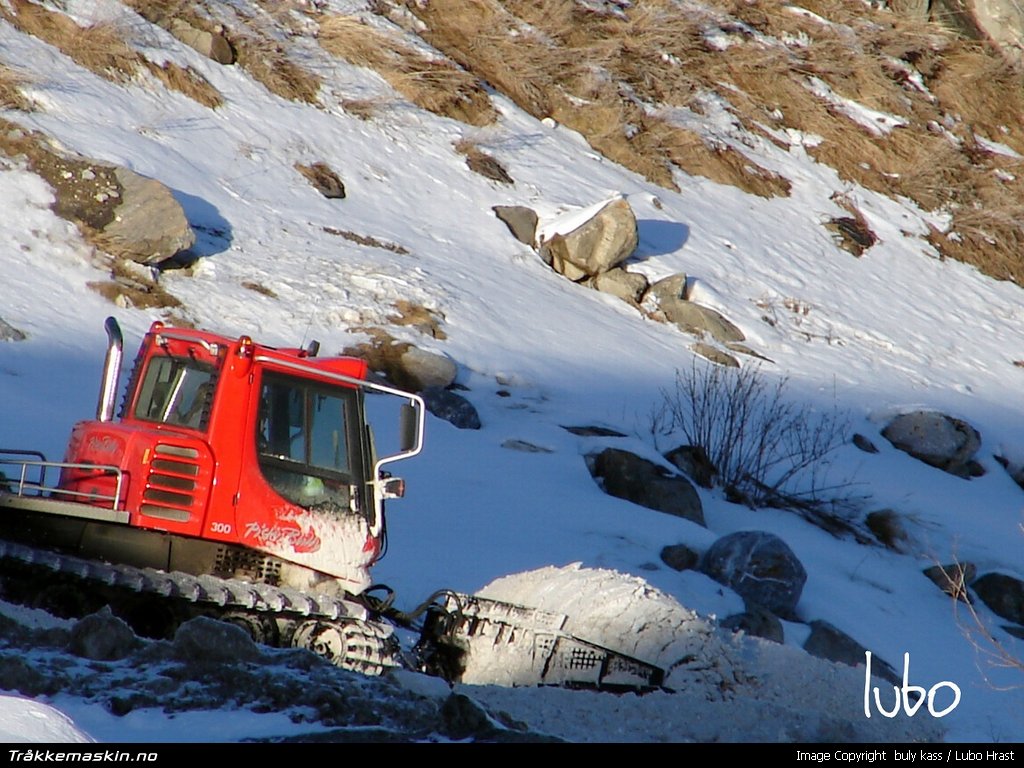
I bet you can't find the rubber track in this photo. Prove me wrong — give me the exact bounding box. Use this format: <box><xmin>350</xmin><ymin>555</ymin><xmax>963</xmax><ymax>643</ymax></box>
<box><xmin>0</xmin><ymin>539</ymin><xmax>400</xmax><ymax>675</ymax></box>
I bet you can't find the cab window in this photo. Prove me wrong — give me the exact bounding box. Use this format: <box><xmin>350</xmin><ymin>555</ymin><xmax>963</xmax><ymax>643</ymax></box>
<box><xmin>256</xmin><ymin>372</ymin><xmax>360</xmax><ymax>513</ymax></box>
<box><xmin>133</xmin><ymin>356</ymin><xmax>216</xmax><ymax>430</ymax></box>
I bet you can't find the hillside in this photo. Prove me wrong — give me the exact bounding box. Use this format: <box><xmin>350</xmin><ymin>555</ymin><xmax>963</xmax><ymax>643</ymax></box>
<box><xmin>1</xmin><ymin>0</ymin><xmax>1023</xmax><ymax>743</ymax></box>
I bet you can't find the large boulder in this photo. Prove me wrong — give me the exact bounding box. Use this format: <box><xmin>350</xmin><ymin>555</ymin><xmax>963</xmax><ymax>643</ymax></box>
<box><xmin>100</xmin><ymin>167</ymin><xmax>196</xmax><ymax>265</ymax></box>
<box><xmin>587</xmin><ymin>448</ymin><xmax>705</xmax><ymax>527</ymax></box>
<box><xmin>537</xmin><ymin>197</ymin><xmax>638</xmax><ymax>281</ymax></box>
<box><xmin>699</xmin><ymin>531</ymin><xmax>806</xmax><ymax>617</ymax></box>
<box><xmin>720</xmin><ymin>606</ymin><xmax>784</xmax><ymax>644</ymax></box>
<box><xmin>881</xmin><ymin>411</ymin><xmax>983</xmax><ymax>478</ymax></box>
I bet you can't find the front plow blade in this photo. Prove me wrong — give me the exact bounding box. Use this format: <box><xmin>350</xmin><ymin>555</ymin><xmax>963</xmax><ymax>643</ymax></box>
<box><xmin>439</xmin><ymin>593</ymin><xmax>665</xmax><ymax>691</ymax></box>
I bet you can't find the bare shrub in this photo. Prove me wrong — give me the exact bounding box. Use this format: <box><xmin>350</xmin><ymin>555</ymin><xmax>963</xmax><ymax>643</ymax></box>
<box><xmin>944</xmin><ymin>545</ymin><xmax>1024</xmax><ymax>690</ymax></box>
<box><xmin>653</xmin><ymin>360</ymin><xmax>852</xmax><ymax>511</ymax></box>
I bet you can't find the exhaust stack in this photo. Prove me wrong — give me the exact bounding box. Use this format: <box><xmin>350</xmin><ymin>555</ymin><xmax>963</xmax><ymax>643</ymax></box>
<box><xmin>96</xmin><ymin>316</ymin><xmax>123</xmax><ymax>422</ymax></box>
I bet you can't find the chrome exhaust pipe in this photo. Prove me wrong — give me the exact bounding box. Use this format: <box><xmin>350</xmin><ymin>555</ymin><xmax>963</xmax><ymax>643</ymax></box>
<box><xmin>96</xmin><ymin>316</ymin><xmax>123</xmax><ymax>422</ymax></box>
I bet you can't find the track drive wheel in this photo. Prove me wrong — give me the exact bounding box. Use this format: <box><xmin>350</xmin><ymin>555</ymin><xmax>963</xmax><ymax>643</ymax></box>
<box><xmin>291</xmin><ymin>619</ymin><xmax>398</xmax><ymax>676</ymax></box>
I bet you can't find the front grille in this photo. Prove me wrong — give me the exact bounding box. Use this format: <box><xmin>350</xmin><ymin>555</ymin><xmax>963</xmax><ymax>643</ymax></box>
<box><xmin>214</xmin><ymin>546</ymin><xmax>282</xmax><ymax>585</ymax></box>
<box><xmin>141</xmin><ymin>444</ymin><xmax>200</xmax><ymax>522</ymax></box>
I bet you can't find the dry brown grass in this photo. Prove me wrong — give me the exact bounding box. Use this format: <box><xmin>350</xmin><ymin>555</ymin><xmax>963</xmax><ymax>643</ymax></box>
<box><xmin>2</xmin><ymin>0</ymin><xmax>138</xmax><ymax>82</ymax></box>
<box><xmin>341</xmin><ymin>98</ymin><xmax>381</xmax><ymax>120</ymax></box>
<box><xmin>127</xmin><ymin>0</ymin><xmax>317</xmax><ymax>104</ymax></box>
<box><xmin>318</xmin><ymin>14</ymin><xmax>497</xmax><ymax>126</ymax></box>
<box><xmin>144</xmin><ymin>60</ymin><xmax>223</xmax><ymax>108</ymax></box>
<box><xmin>233</xmin><ymin>34</ymin><xmax>322</xmax><ymax>104</ymax></box>
<box><xmin>400</xmin><ymin>0</ymin><xmax>791</xmax><ymax>195</ymax></box>
<box><xmin>454</xmin><ymin>139</ymin><xmax>513</xmax><ymax>184</ymax></box>
<box><xmin>0</xmin><ymin>64</ymin><xmax>32</xmax><ymax>110</ymax></box>
<box><xmin>88</xmin><ymin>257</ymin><xmax>182</xmax><ymax>310</ymax></box>
<box><xmin>3</xmin><ymin>0</ymin><xmax>222</xmax><ymax>107</ymax></box>
<box><xmin>391</xmin><ymin>0</ymin><xmax>1024</xmax><ymax>281</ymax></box>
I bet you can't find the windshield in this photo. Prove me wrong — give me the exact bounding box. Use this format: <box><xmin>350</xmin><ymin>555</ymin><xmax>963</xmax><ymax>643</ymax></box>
<box><xmin>133</xmin><ymin>355</ymin><xmax>216</xmax><ymax>430</ymax></box>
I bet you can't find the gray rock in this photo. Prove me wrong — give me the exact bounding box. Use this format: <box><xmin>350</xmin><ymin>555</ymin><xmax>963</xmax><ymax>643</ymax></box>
<box><xmin>101</xmin><ymin>167</ymin><xmax>196</xmax><ymax>265</ymax></box>
<box><xmin>923</xmin><ymin>562</ymin><xmax>975</xmax><ymax>602</ymax></box>
<box><xmin>67</xmin><ymin>606</ymin><xmax>138</xmax><ymax>661</ymax></box>
<box><xmin>399</xmin><ymin>346</ymin><xmax>458</xmax><ymax>391</ymax></box>
<box><xmin>538</xmin><ymin>197</ymin><xmax>638</xmax><ymax>280</ymax></box>
<box><xmin>172</xmin><ymin>616</ymin><xmax>263</xmax><ymax>664</ymax></box>
<box><xmin>501</xmin><ymin>439</ymin><xmax>553</xmax><ymax>453</ymax></box>
<box><xmin>881</xmin><ymin>411</ymin><xmax>982</xmax><ymax>478</ymax></box>
<box><xmin>648</xmin><ymin>273</ymin><xmax>746</xmax><ymax>344</ymax></box>
<box><xmin>585</xmin><ymin>268</ymin><xmax>648</xmax><ymax>304</ymax></box>
<box><xmin>663</xmin><ymin>444</ymin><xmax>717</xmax><ymax>488</ymax></box>
<box><xmin>587</xmin><ymin>447</ymin><xmax>704</xmax><ymax>527</ymax></box>
<box><xmin>0</xmin><ymin>317</ymin><xmax>27</xmax><ymax>341</ymax></box>
<box><xmin>699</xmin><ymin>531</ymin><xmax>806</xmax><ymax>617</ymax></box>
<box><xmin>659</xmin><ymin>543</ymin><xmax>700</xmax><ymax>571</ymax></box>
<box><xmin>692</xmin><ymin>342</ymin><xmax>740</xmax><ymax>368</ymax></box>
<box><xmin>648</xmin><ymin>273</ymin><xmax>689</xmax><ymax>303</ymax></box>
<box><xmin>561</xmin><ymin>425</ymin><xmax>627</xmax><ymax>437</ymax></box>
<box><xmin>493</xmin><ymin>205</ymin><xmax>538</xmax><ymax>245</ymax></box>
<box><xmin>720</xmin><ymin>606</ymin><xmax>784</xmax><ymax>643</ymax></box>
<box><xmin>971</xmin><ymin>572</ymin><xmax>1024</xmax><ymax>625</ymax></box>
<box><xmin>421</xmin><ymin>386</ymin><xmax>481</xmax><ymax>430</ymax></box>
<box><xmin>667</xmin><ymin>302</ymin><xmax>746</xmax><ymax>343</ymax></box>
<box><xmin>852</xmin><ymin>433</ymin><xmax>879</xmax><ymax>453</ymax></box>
<box><xmin>803</xmin><ymin>619</ymin><xmax>899</xmax><ymax>685</ymax></box>
<box><xmin>168</xmin><ymin>19</ymin><xmax>235</xmax><ymax>64</ymax></box>
<box><xmin>296</xmin><ymin>161</ymin><xmax>346</xmax><ymax>199</ymax></box>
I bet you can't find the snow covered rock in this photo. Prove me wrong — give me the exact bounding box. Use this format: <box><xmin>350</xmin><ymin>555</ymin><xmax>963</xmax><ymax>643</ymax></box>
<box><xmin>881</xmin><ymin>410</ymin><xmax>983</xmax><ymax>478</ymax></box>
<box><xmin>587</xmin><ymin>448</ymin><xmax>704</xmax><ymax>526</ymax></box>
<box><xmin>67</xmin><ymin>606</ymin><xmax>138</xmax><ymax>661</ymax></box>
<box><xmin>699</xmin><ymin>530</ymin><xmax>807</xmax><ymax>618</ymax></box>
<box><xmin>537</xmin><ymin>197</ymin><xmax>638</xmax><ymax>281</ymax></box>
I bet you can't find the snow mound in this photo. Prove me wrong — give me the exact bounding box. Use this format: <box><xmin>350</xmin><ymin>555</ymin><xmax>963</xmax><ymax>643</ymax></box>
<box><xmin>471</xmin><ymin>564</ymin><xmax>945</xmax><ymax>743</ymax></box>
<box><xmin>0</xmin><ymin>696</ymin><xmax>93</xmax><ymax>743</ymax></box>
<box><xmin>477</xmin><ymin>562</ymin><xmax>740</xmax><ymax>693</ymax></box>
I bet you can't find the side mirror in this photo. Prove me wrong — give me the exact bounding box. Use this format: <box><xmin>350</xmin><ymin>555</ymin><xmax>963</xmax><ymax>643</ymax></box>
<box><xmin>399</xmin><ymin>403</ymin><xmax>419</xmax><ymax>453</ymax></box>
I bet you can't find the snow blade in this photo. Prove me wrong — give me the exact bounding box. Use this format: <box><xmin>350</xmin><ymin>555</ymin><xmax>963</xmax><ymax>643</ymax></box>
<box><xmin>437</xmin><ymin>593</ymin><xmax>665</xmax><ymax>691</ymax></box>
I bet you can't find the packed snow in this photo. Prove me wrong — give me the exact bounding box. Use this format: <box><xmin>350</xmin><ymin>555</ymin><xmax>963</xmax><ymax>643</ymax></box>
<box><xmin>1</xmin><ymin>0</ymin><xmax>1023</xmax><ymax>744</ymax></box>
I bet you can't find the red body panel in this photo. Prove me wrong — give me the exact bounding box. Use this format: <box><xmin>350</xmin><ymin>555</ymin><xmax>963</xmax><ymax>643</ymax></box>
<box><xmin>59</xmin><ymin>322</ymin><xmax>380</xmax><ymax>591</ymax></box>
